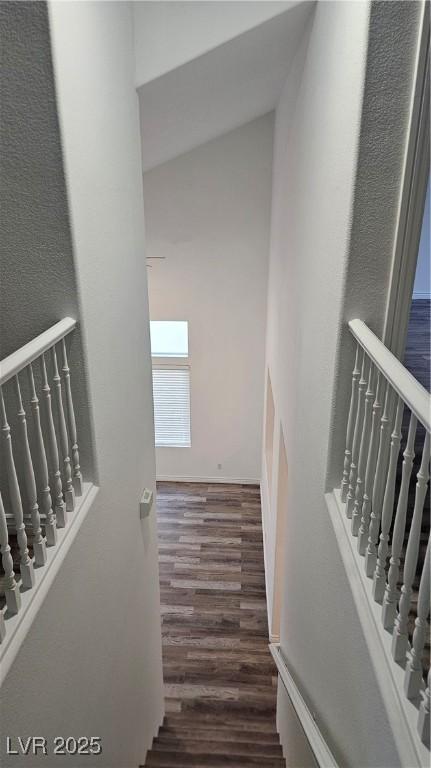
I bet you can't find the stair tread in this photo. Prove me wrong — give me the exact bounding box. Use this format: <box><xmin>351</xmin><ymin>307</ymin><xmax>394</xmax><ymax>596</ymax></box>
<box><xmin>163</xmin><ymin>715</ymin><xmax>278</xmax><ymax>733</ymax></box>
<box><xmin>144</xmin><ymin>483</ymin><xmax>286</xmax><ymax>768</ymax></box>
<box><xmin>144</xmin><ymin>751</ymin><xmax>285</xmax><ymax>767</ymax></box>
<box><xmin>152</xmin><ymin>739</ymin><xmax>283</xmax><ymax>757</ymax></box>
<box><xmin>157</xmin><ymin>727</ymin><xmax>280</xmax><ymax>743</ymax></box>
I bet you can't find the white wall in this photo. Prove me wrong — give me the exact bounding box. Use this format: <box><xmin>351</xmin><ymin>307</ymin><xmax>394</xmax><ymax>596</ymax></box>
<box><xmin>413</xmin><ymin>177</ymin><xmax>430</xmax><ymax>299</ymax></box>
<box><xmin>133</xmin><ymin>0</ymin><xmax>294</xmax><ymax>86</ymax></box>
<box><xmin>1</xmin><ymin>3</ymin><xmax>164</xmax><ymax>766</ymax></box>
<box><xmin>145</xmin><ymin>115</ymin><xmax>273</xmax><ymax>483</ymax></box>
<box><xmin>262</xmin><ymin>1</ymin><xmax>424</xmax><ymax>765</ymax></box>
<box><xmin>136</xmin><ymin>3</ymin><xmax>313</xmax><ymax>173</ymax></box>
<box><xmin>276</xmin><ymin>684</ymin><xmax>318</xmax><ymax>768</ymax></box>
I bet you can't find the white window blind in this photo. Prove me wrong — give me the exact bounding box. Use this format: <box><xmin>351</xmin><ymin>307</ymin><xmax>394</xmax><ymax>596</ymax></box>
<box><xmin>152</xmin><ymin>367</ymin><xmax>191</xmax><ymax>447</ymax></box>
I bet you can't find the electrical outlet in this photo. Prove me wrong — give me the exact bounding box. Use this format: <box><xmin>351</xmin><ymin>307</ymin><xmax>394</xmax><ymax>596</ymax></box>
<box><xmin>140</xmin><ymin>488</ymin><xmax>153</xmax><ymax>519</ymax></box>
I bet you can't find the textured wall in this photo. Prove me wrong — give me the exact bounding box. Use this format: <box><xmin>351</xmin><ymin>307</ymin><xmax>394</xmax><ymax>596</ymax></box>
<box><xmin>0</xmin><ymin>1</ymin><xmax>95</xmax><ymax>480</ymax></box>
<box><xmin>145</xmin><ymin>115</ymin><xmax>273</xmax><ymax>483</ymax></box>
<box><xmin>1</xmin><ymin>2</ymin><xmax>164</xmax><ymax>765</ymax></box>
<box><xmin>263</xmin><ymin>1</ymin><xmax>424</xmax><ymax>765</ymax></box>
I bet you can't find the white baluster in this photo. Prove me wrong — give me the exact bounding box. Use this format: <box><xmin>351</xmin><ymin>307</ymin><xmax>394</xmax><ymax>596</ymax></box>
<box><xmin>358</xmin><ymin>373</ymin><xmax>382</xmax><ymax>555</ymax></box>
<box><xmin>52</xmin><ymin>346</ymin><xmax>75</xmax><ymax>512</ymax></box>
<box><xmin>41</xmin><ymin>353</ymin><xmax>66</xmax><ymax>528</ymax></box>
<box><xmin>372</xmin><ymin>396</ymin><xmax>404</xmax><ymax>602</ymax></box>
<box><xmin>0</xmin><ymin>491</ymin><xmax>21</xmax><ymax>614</ymax></box>
<box><xmin>418</xmin><ymin>671</ymin><xmax>430</xmax><ymax>748</ymax></box>
<box><xmin>352</xmin><ymin>361</ymin><xmax>374</xmax><ymax>536</ymax></box>
<box><xmin>346</xmin><ymin>349</ymin><xmax>367</xmax><ymax>519</ymax></box>
<box><xmin>14</xmin><ymin>374</ymin><xmax>47</xmax><ymax>567</ymax></box>
<box><xmin>0</xmin><ymin>388</ymin><xmax>35</xmax><ymax>589</ymax></box>
<box><xmin>341</xmin><ymin>344</ymin><xmax>361</xmax><ymax>502</ymax></box>
<box><xmin>404</xmin><ymin>536</ymin><xmax>430</xmax><ymax>699</ymax></box>
<box><xmin>27</xmin><ymin>363</ymin><xmax>57</xmax><ymax>546</ymax></box>
<box><xmin>392</xmin><ymin>431</ymin><xmax>430</xmax><ymax>663</ymax></box>
<box><xmin>382</xmin><ymin>414</ymin><xmax>417</xmax><ymax>629</ymax></box>
<box><xmin>61</xmin><ymin>338</ymin><xmax>82</xmax><ymax>496</ymax></box>
<box><xmin>365</xmin><ymin>383</ymin><xmax>395</xmax><ymax>577</ymax></box>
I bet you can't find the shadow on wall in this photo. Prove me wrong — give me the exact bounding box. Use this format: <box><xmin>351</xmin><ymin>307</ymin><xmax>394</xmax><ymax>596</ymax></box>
<box><xmin>0</xmin><ymin>1</ymin><xmax>95</xmax><ymax>480</ymax></box>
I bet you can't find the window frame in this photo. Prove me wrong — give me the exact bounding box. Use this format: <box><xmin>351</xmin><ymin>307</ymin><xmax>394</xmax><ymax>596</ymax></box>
<box><xmin>151</xmin><ymin>326</ymin><xmax>192</xmax><ymax>449</ymax></box>
<box><xmin>149</xmin><ymin>320</ymin><xmax>189</xmax><ymax>358</ymax></box>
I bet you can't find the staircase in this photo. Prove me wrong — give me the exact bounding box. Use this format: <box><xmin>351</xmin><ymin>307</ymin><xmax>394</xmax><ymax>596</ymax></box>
<box><xmin>145</xmin><ymin>710</ymin><xmax>284</xmax><ymax>767</ymax></box>
<box><xmin>142</xmin><ymin>481</ymin><xmax>286</xmax><ymax>768</ymax></box>
<box><xmin>334</xmin><ymin>319</ymin><xmax>430</xmax><ymax>760</ymax></box>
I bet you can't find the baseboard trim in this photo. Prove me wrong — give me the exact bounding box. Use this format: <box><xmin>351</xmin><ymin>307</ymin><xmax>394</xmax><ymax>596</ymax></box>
<box><xmin>156</xmin><ymin>475</ymin><xmax>260</xmax><ymax>485</ymax></box>
<box><xmin>269</xmin><ymin>643</ymin><xmax>338</xmax><ymax>767</ymax></box>
<box><xmin>326</xmin><ymin>489</ymin><xmax>428</xmax><ymax>768</ymax></box>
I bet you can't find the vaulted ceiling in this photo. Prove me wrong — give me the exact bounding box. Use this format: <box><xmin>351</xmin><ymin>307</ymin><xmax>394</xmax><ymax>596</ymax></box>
<box><xmin>134</xmin><ymin>2</ymin><xmax>314</xmax><ymax>172</ymax></box>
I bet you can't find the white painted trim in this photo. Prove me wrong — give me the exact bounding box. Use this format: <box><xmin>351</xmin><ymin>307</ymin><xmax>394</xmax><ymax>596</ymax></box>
<box><xmin>326</xmin><ymin>489</ymin><xmax>429</xmax><ymax>768</ymax></box>
<box><xmin>412</xmin><ymin>291</ymin><xmax>431</xmax><ymax>300</ymax></box>
<box><xmin>269</xmin><ymin>643</ymin><xmax>339</xmax><ymax>768</ymax></box>
<box><xmin>0</xmin><ymin>317</ymin><xmax>76</xmax><ymax>385</ymax></box>
<box><xmin>156</xmin><ymin>475</ymin><xmax>260</xmax><ymax>485</ymax></box>
<box><xmin>260</xmin><ymin>476</ymin><xmax>273</xmax><ymax>640</ymax></box>
<box><xmin>349</xmin><ymin>318</ymin><xmax>430</xmax><ymax>430</ymax></box>
<box><xmin>0</xmin><ymin>483</ymin><xmax>98</xmax><ymax>685</ymax></box>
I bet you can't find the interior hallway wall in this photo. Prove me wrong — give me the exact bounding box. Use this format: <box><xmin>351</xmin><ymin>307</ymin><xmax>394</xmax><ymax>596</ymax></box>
<box><xmin>0</xmin><ymin>0</ymin><xmax>94</xmax><ymax>480</ymax></box>
<box><xmin>133</xmin><ymin>1</ymin><xmax>292</xmax><ymax>86</ymax></box>
<box><xmin>145</xmin><ymin>115</ymin><xmax>273</xmax><ymax>483</ymax></box>
<box><xmin>262</xmin><ymin>1</ymin><xmax>425</xmax><ymax>765</ymax></box>
<box><xmin>0</xmin><ymin>3</ymin><xmax>164</xmax><ymax>766</ymax></box>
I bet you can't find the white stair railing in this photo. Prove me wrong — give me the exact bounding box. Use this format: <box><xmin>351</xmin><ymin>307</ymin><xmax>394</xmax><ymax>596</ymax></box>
<box><xmin>340</xmin><ymin>319</ymin><xmax>430</xmax><ymax>749</ymax></box>
<box><xmin>0</xmin><ymin>492</ymin><xmax>21</xmax><ymax>617</ymax></box>
<box><xmin>0</xmin><ymin>318</ymin><xmax>84</xmax><ymax>642</ymax></box>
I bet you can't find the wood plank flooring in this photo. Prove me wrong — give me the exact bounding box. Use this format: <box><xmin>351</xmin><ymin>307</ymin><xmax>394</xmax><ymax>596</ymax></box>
<box><xmin>404</xmin><ymin>299</ymin><xmax>430</xmax><ymax>392</ymax></box>
<box><xmin>401</xmin><ymin>299</ymin><xmax>430</xmax><ymax>678</ymax></box>
<box><xmin>143</xmin><ymin>482</ymin><xmax>285</xmax><ymax>768</ymax></box>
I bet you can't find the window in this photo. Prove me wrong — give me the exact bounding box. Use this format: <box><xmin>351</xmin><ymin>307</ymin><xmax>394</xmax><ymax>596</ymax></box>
<box><xmin>152</xmin><ymin>367</ymin><xmax>191</xmax><ymax>447</ymax></box>
<box><xmin>150</xmin><ymin>321</ymin><xmax>188</xmax><ymax>357</ymax></box>
<box><xmin>150</xmin><ymin>321</ymin><xmax>191</xmax><ymax>448</ymax></box>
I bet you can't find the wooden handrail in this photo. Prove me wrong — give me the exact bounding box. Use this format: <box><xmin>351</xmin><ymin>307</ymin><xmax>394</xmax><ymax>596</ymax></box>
<box><xmin>339</xmin><ymin>320</ymin><xmax>431</xmax><ymax>751</ymax></box>
<box><xmin>0</xmin><ymin>318</ymin><xmax>76</xmax><ymax>386</ymax></box>
<box><xmin>269</xmin><ymin>643</ymin><xmax>339</xmax><ymax>767</ymax></box>
<box><xmin>349</xmin><ymin>319</ymin><xmax>430</xmax><ymax>432</ymax></box>
<box><xmin>0</xmin><ymin>314</ymin><xmax>86</xmax><ymax>651</ymax></box>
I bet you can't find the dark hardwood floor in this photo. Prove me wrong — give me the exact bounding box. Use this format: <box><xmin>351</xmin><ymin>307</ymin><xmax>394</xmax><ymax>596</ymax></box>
<box><xmin>401</xmin><ymin>299</ymin><xmax>430</xmax><ymax>678</ymax></box>
<box><xmin>143</xmin><ymin>482</ymin><xmax>284</xmax><ymax>767</ymax></box>
<box><xmin>404</xmin><ymin>299</ymin><xmax>430</xmax><ymax>392</ymax></box>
